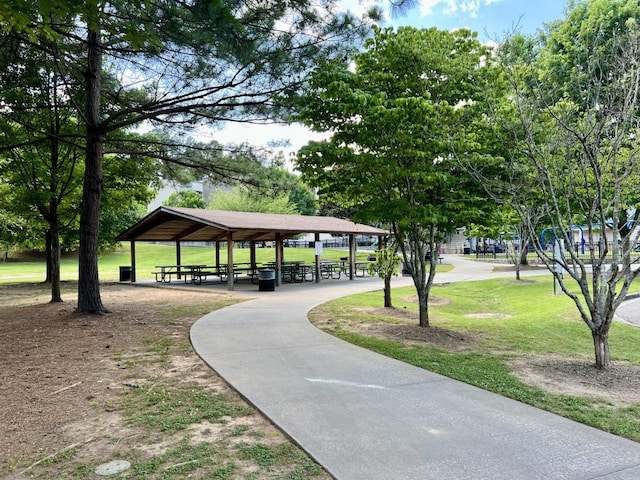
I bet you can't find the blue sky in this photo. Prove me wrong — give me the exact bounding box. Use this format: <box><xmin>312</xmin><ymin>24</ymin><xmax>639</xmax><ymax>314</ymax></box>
<box><xmin>385</xmin><ymin>0</ymin><xmax>568</xmax><ymax>41</ymax></box>
<box><xmin>217</xmin><ymin>1</ymin><xmax>571</xmax><ymax>160</ymax></box>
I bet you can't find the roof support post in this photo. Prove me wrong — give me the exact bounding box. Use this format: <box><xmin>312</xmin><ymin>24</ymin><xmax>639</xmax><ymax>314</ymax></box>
<box><xmin>227</xmin><ymin>233</ymin><xmax>234</xmax><ymax>290</ymax></box>
<box><xmin>215</xmin><ymin>241</ymin><xmax>221</xmax><ymax>268</ymax></box>
<box><xmin>250</xmin><ymin>240</ymin><xmax>257</xmax><ymax>269</ymax></box>
<box><xmin>349</xmin><ymin>234</ymin><xmax>355</xmax><ymax>280</ymax></box>
<box><xmin>130</xmin><ymin>240</ymin><xmax>136</xmax><ymax>282</ymax></box>
<box><xmin>314</xmin><ymin>232</ymin><xmax>321</xmax><ymax>283</ymax></box>
<box><xmin>176</xmin><ymin>240</ymin><xmax>182</xmax><ymax>280</ymax></box>
<box><xmin>275</xmin><ymin>233</ymin><xmax>282</xmax><ymax>287</ymax></box>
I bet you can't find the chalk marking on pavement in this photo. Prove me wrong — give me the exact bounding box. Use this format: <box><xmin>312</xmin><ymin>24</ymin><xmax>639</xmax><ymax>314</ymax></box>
<box><xmin>305</xmin><ymin>378</ymin><xmax>387</xmax><ymax>390</ymax></box>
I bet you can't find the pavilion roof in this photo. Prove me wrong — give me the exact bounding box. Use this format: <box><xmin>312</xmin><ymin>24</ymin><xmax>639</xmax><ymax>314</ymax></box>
<box><xmin>116</xmin><ymin>207</ymin><xmax>387</xmax><ymax>243</ymax></box>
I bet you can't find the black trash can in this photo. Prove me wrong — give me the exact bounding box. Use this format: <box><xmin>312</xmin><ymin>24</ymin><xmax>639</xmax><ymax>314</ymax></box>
<box><xmin>258</xmin><ymin>268</ymin><xmax>276</xmax><ymax>291</ymax></box>
<box><xmin>463</xmin><ymin>247</ymin><xmax>470</xmax><ymax>255</ymax></box>
<box><xmin>119</xmin><ymin>266</ymin><xmax>132</xmax><ymax>282</ymax></box>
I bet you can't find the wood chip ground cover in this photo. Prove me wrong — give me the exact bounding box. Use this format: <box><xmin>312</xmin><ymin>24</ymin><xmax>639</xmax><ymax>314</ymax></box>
<box><xmin>0</xmin><ymin>283</ymin><xmax>330</xmax><ymax>479</ymax></box>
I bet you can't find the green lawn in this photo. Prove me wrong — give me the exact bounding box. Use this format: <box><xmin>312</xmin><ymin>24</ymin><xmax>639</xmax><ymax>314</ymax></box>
<box><xmin>310</xmin><ymin>276</ymin><xmax>640</xmax><ymax>441</ymax></box>
<box><xmin>0</xmin><ymin>243</ymin><xmax>375</xmax><ymax>284</ymax></box>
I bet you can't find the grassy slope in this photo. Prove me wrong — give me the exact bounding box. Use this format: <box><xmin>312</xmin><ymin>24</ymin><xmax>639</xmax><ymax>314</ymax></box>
<box><xmin>0</xmin><ymin>243</ymin><xmax>372</xmax><ymax>284</ymax></box>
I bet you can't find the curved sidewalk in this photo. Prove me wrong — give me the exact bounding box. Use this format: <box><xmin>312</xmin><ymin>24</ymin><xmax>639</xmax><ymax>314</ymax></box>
<box><xmin>190</xmin><ymin>256</ymin><xmax>640</xmax><ymax>479</ymax></box>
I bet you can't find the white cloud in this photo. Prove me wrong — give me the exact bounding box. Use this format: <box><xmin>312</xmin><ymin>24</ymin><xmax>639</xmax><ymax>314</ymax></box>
<box><xmin>193</xmin><ymin>122</ymin><xmax>328</xmax><ymax>171</ymax></box>
<box><xmin>421</xmin><ymin>0</ymin><xmax>502</xmax><ymax>19</ymax></box>
<box><xmin>336</xmin><ymin>0</ymin><xmax>379</xmax><ymax>17</ymax></box>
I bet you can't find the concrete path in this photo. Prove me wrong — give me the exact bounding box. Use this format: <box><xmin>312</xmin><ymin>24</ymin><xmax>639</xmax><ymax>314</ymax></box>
<box><xmin>190</xmin><ymin>256</ymin><xmax>640</xmax><ymax>479</ymax></box>
<box><xmin>616</xmin><ymin>296</ymin><xmax>640</xmax><ymax>327</ymax></box>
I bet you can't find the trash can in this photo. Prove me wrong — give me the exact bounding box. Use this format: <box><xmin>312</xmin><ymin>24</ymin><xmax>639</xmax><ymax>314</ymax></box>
<box><xmin>463</xmin><ymin>247</ymin><xmax>470</xmax><ymax>255</ymax></box>
<box><xmin>119</xmin><ymin>266</ymin><xmax>132</xmax><ymax>282</ymax></box>
<box><xmin>258</xmin><ymin>268</ymin><xmax>276</xmax><ymax>292</ymax></box>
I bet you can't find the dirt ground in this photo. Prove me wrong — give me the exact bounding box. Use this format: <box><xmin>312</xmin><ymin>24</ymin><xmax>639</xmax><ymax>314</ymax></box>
<box><xmin>2</xmin><ymin>281</ymin><xmax>640</xmax><ymax>477</ymax></box>
<box><xmin>0</xmin><ymin>283</ymin><xmax>330</xmax><ymax>479</ymax></box>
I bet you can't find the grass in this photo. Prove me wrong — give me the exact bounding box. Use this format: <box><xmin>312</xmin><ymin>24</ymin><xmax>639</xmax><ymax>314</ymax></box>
<box><xmin>0</xmin><ymin>243</ymin><xmax>375</xmax><ymax>284</ymax></box>
<box><xmin>310</xmin><ymin>276</ymin><xmax>640</xmax><ymax>441</ymax></box>
<box><xmin>121</xmin><ymin>381</ymin><xmax>255</xmax><ymax>434</ymax></box>
<box><xmin>5</xmin><ymin>247</ymin><xmax>639</xmax><ymax>463</ymax></box>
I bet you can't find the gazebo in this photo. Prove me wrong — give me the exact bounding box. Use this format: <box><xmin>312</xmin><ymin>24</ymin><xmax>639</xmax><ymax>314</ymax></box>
<box><xmin>116</xmin><ymin>206</ymin><xmax>387</xmax><ymax>289</ymax></box>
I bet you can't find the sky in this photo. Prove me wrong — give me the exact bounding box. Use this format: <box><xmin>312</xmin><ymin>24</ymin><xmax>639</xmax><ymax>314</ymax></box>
<box><xmin>387</xmin><ymin>0</ymin><xmax>568</xmax><ymax>41</ymax></box>
<box><xmin>216</xmin><ymin>0</ymin><xmax>570</xmax><ymax>166</ymax></box>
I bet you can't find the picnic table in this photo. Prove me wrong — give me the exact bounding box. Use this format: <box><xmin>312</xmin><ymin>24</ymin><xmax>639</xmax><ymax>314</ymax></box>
<box><xmin>280</xmin><ymin>262</ymin><xmax>315</xmax><ymax>282</ymax></box>
<box><xmin>320</xmin><ymin>261</ymin><xmax>342</xmax><ymax>279</ymax></box>
<box><xmin>354</xmin><ymin>261</ymin><xmax>374</xmax><ymax>277</ymax></box>
<box><xmin>219</xmin><ymin>263</ymin><xmax>261</xmax><ymax>284</ymax></box>
<box><xmin>153</xmin><ymin>265</ymin><xmax>208</xmax><ymax>284</ymax></box>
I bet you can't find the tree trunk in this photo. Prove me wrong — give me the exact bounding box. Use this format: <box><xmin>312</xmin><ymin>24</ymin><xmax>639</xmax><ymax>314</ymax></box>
<box><xmin>592</xmin><ymin>330</ymin><xmax>611</xmax><ymax>370</ymax></box>
<box><xmin>417</xmin><ymin>289</ymin><xmax>429</xmax><ymax>327</ymax></box>
<box><xmin>48</xmin><ymin>117</ymin><xmax>62</xmax><ymax>303</ymax></box>
<box><xmin>45</xmin><ymin>230</ymin><xmax>52</xmax><ymax>283</ymax></box>
<box><xmin>519</xmin><ymin>242</ymin><xmax>529</xmax><ymax>266</ymax></box>
<box><xmin>384</xmin><ymin>273</ymin><xmax>392</xmax><ymax>308</ymax></box>
<box><xmin>49</xmin><ymin>210</ymin><xmax>62</xmax><ymax>303</ymax></box>
<box><xmin>77</xmin><ymin>26</ymin><xmax>107</xmax><ymax>314</ymax></box>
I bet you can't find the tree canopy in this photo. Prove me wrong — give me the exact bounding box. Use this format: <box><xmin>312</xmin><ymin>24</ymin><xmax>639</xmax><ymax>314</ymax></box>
<box><xmin>296</xmin><ymin>26</ymin><xmax>499</xmax><ymax>326</ymax></box>
<box><xmin>483</xmin><ymin>0</ymin><xmax>640</xmax><ymax>369</ymax></box>
<box><xmin>0</xmin><ymin>0</ymin><xmax>370</xmax><ymax>312</ymax></box>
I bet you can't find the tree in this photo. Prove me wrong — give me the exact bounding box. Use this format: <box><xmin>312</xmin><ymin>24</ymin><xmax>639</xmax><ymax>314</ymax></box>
<box><xmin>209</xmin><ymin>187</ymin><xmax>299</xmax><ymax>215</ymax></box>
<box><xmin>256</xmin><ymin>164</ymin><xmax>317</xmax><ymax>215</ymax></box>
<box><xmin>367</xmin><ymin>245</ymin><xmax>401</xmax><ymax>308</ymax></box>
<box><xmin>0</xmin><ymin>33</ymin><xmax>85</xmax><ymax>301</ymax></box>
<box><xmin>296</xmin><ymin>26</ymin><xmax>498</xmax><ymax>326</ymax></box>
<box><xmin>469</xmin><ymin>207</ymin><xmax>532</xmax><ymax>280</ymax></box>
<box><xmin>1</xmin><ymin>1</ymin><xmax>371</xmax><ymax>313</ymax></box>
<box><xmin>0</xmin><ymin>188</ymin><xmax>27</xmax><ymax>261</ymax></box>
<box><xmin>0</xmin><ymin>32</ymin><xmax>162</xmax><ymax>301</ymax></box>
<box><xmin>490</xmin><ymin>0</ymin><xmax>640</xmax><ymax>369</ymax></box>
<box><xmin>164</xmin><ymin>190</ymin><xmax>206</xmax><ymax>209</ymax></box>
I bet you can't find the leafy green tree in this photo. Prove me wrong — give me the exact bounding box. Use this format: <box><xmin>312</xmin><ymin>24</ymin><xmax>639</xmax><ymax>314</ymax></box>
<box><xmin>0</xmin><ymin>187</ymin><xmax>28</xmax><ymax>261</ymax></box>
<box><xmin>0</xmin><ymin>32</ymin><xmax>161</xmax><ymax>301</ymax></box>
<box><xmin>209</xmin><ymin>187</ymin><xmax>298</xmax><ymax>215</ymax></box>
<box><xmin>248</xmin><ymin>164</ymin><xmax>316</xmax><ymax>215</ymax></box>
<box><xmin>296</xmin><ymin>26</ymin><xmax>498</xmax><ymax>326</ymax></box>
<box><xmin>491</xmin><ymin>0</ymin><xmax>640</xmax><ymax>369</ymax></box>
<box><xmin>367</xmin><ymin>246</ymin><xmax>401</xmax><ymax>308</ymax></box>
<box><xmin>0</xmin><ymin>1</ymin><xmax>372</xmax><ymax>313</ymax></box>
<box><xmin>164</xmin><ymin>190</ymin><xmax>206</xmax><ymax>209</ymax></box>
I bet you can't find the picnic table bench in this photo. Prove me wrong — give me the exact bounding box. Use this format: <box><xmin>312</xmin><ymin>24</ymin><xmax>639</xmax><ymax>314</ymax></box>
<box><xmin>215</xmin><ymin>263</ymin><xmax>276</xmax><ymax>284</ymax></box>
<box><xmin>355</xmin><ymin>261</ymin><xmax>377</xmax><ymax>277</ymax></box>
<box><xmin>280</xmin><ymin>263</ymin><xmax>315</xmax><ymax>282</ymax></box>
<box><xmin>320</xmin><ymin>261</ymin><xmax>342</xmax><ymax>280</ymax></box>
<box><xmin>153</xmin><ymin>265</ymin><xmax>208</xmax><ymax>284</ymax></box>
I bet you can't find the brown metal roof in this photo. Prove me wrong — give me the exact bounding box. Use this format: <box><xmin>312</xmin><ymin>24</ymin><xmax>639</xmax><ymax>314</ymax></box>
<box><xmin>116</xmin><ymin>207</ymin><xmax>387</xmax><ymax>242</ymax></box>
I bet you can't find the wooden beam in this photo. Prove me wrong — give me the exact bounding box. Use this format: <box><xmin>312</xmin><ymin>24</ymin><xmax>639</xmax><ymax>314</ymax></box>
<box><xmin>250</xmin><ymin>240</ymin><xmax>257</xmax><ymax>268</ymax></box>
<box><xmin>275</xmin><ymin>232</ymin><xmax>282</xmax><ymax>287</ymax></box>
<box><xmin>227</xmin><ymin>232</ymin><xmax>234</xmax><ymax>290</ymax></box>
<box><xmin>314</xmin><ymin>232</ymin><xmax>321</xmax><ymax>283</ymax></box>
<box><xmin>349</xmin><ymin>234</ymin><xmax>355</xmax><ymax>280</ymax></box>
<box><xmin>130</xmin><ymin>240</ymin><xmax>136</xmax><ymax>282</ymax></box>
<box><xmin>173</xmin><ymin>223</ymin><xmax>210</xmax><ymax>240</ymax></box>
<box><xmin>176</xmin><ymin>241</ymin><xmax>182</xmax><ymax>280</ymax></box>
